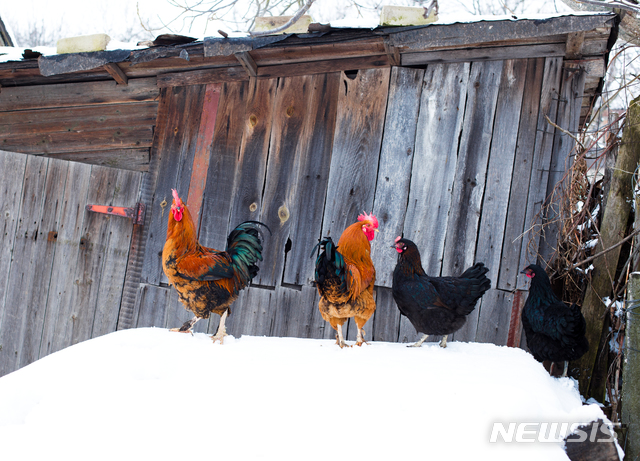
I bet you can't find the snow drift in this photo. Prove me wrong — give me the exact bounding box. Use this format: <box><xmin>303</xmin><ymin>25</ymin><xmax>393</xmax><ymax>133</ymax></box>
<box><xmin>0</xmin><ymin>328</ymin><xmax>618</xmax><ymax>460</ymax></box>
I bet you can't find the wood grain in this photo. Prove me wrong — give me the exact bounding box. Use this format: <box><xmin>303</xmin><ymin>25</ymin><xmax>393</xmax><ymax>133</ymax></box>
<box><xmin>402</xmin><ymin>62</ymin><xmax>471</xmax><ymax>275</ymax></box>
<box><xmin>497</xmin><ymin>57</ymin><xmax>545</xmax><ymax>291</ymax></box>
<box><xmin>0</xmin><ymin>77</ymin><xmax>159</xmax><ymax>111</ymax></box>
<box><xmin>442</xmin><ymin>60</ymin><xmax>503</xmax><ymax>342</ymax></box>
<box><xmin>320</xmin><ymin>68</ymin><xmax>390</xmax><ymax>241</ymax></box>
<box><xmin>370</xmin><ymin>66</ymin><xmax>424</xmax><ymax>288</ymax></box>
<box><xmin>471</xmin><ymin>59</ymin><xmax>528</xmax><ymax>343</ymax></box>
<box><xmin>281</xmin><ymin>72</ymin><xmax>340</xmax><ymax>287</ymax></box>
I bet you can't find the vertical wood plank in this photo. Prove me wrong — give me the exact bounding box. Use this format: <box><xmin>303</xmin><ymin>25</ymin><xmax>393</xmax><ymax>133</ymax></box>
<box><xmin>281</xmin><ymin>72</ymin><xmax>340</xmax><ymax>287</ymax></box>
<box><xmin>198</xmin><ymin>81</ymin><xmax>249</xmax><ymax>251</ymax></box>
<box><xmin>399</xmin><ymin>62</ymin><xmax>472</xmax><ymax>342</ymax></box>
<box><xmin>221</xmin><ymin>287</ymin><xmax>274</xmax><ymax>338</ymax></box>
<box><xmin>371</xmin><ymin>67</ymin><xmax>424</xmax><ymax>288</ymax></box>
<box><xmin>402</xmin><ymin>63</ymin><xmax>470</xmax><ymax>275</ymax></box>
<box><xmin>227</xmin><ymin>78</ymin><xmax>277</xmax><ymax>228</ymax></box>
<box><xmin>135</xmin><ymin>283</ymin><xmax>170</xmax><ymax>328</ymax></box>
<box><xmin>187</xmin><ymin>83</ymin><xmax>221</xmax><ymax>228</ymax></box>
<box><xmin>39</xmin><ymin>161</ymin><xmax>92</xmax><ymax>356</ymax></box>
<box><xmin>16</xmin><ymin>158</ymin><xmax>69</xmax><ymax>370</ymax></box>
<box><xmin>91</xmin><ymin>168</ymin><xmax>143</xmax><ymax>337</ymax></box>
<box><xmin>68</xmin><ymin>166</ymin><xmax>121</xmax><ymax>346</ymax></box>
<box><xmin>538</xmin><ymin>61</ymin><xmax>588</xmax><ymax>265</ymax></box>
<box><xmin>372</xmin><ymin>286</ymin><xmax>401</xmax><ymax>342</ymax></box>
<box><xmin>474</xmin><ymin>289</ymin><xmax>514</xmax><ymax>345</ymax></box>
<box><xmin>255</xmin><ymin>75</ymin><xmax>314</xmax><ymax>287</ymax></box>
<box><xmin>0</xmin><ymin>150</ymin><xmax>27</xmax><ymax>336</ymax></box>
<box><xmin>0</xmin><ymin>155</ymin><xmax>48</xmax><ymax>376</ymax></box>
<box><xmin>320</xmin><ymin>68</ymin><xmax>390</xmax><ymax>241</ymax></box>
<box><xmin>497</xmin><ymin>57</ymin><xmax>545</xmax><ymax>291</ymax></box>
<box><xmin>443</xmin><ymin>60</ymin><xmax>503</xmax><ymax>342</ymax></box>
<box><xmin>470</xmin><ymin>59</ymin><xmax>528</xmax><ymax>344</ymax></box>
<box><xmin>276</xmin><ymin>285</ymin><xmax>320</xmax><ymax>338</ymax></box>
<box><xmin>517</xmin><ymin>57</ymin><xmax>563</xmax><ymax>287</ymax></box>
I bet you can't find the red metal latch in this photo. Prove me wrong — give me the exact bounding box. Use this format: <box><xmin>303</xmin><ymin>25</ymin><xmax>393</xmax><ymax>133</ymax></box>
<box><xmin>86</xmin><ymin>202</ymin><xmax>146</xmax><ymax>225</ymax></box>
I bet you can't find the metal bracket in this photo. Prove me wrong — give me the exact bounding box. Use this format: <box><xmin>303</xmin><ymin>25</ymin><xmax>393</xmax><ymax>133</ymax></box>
<box><xmin>86</xmin><ymin>202</ymin><xmax>146</xmax><ymax>225</ymax></box>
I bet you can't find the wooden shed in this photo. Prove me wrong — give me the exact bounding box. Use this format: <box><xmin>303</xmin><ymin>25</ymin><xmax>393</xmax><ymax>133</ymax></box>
<box><xmin>0</xmin><ymin>12</ymin><xmax>618</xmax><ymax>376</ymax></box>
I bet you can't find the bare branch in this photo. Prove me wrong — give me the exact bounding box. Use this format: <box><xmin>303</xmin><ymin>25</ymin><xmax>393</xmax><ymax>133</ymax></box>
<box><xmin>569</xmin><ymin>228</ymin><xmax>640</xmax><ymax>270</ymax></box>
<box><xmin>575</xmin><ymin>0</ymin><xmax>640</xmax><ymax>14</ymax></box>
<box><xmin>248</xmin><ymin>0</ymin><xmax>316</xmax><ymax>36</ymax></box>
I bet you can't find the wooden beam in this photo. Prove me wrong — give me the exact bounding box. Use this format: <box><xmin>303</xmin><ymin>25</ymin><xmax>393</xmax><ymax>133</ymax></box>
<box><xmin>158</xmin><ymin>55</ymin><xmax>390</xmax><ymax>87</ymax></box>
<box><xmin>0</xmin><ymin>77</ymin><xmax>158</xmax><ymax>111</ymax></box>
<box><xmin>234</xmin><ymin>51</ymin><xmax>258</xmax><ymax>77</ymax></box>
<box><xmin>565</xmin><ymin>31</ymin><xmax>585</xmax><ymax>59</ymax></box>
<box><xmin>383</xmin><ymin>40</ymin><xmax>401</xmax><ymax>66</ymax></box>
<box><xmin>103</xmin><ymin>62</ymin><xmax>129</xmax><ymax>85</ymax></box>
<box><xmin>157</xmin><ymin>66</ymin><xmax>248</xmax><ymax>87</ymax></box>
<box><xmin>402</xmin><ymin>43</ymin><xmax>566</xmax><ymax>65</ymax></box>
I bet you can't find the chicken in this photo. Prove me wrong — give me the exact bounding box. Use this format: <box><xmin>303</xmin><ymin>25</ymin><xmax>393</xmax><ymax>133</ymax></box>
<box><xmin>520</xmin><ymin>264</ymin><xmax>589</xmax><ymax>377</ymax></box>
<box><xmin>312</xmin><ymin>212</ymin><xmax>378</xmax><ymax>348</ymax></box>
<box><xmin>162</xmin><ymin>189</ymin><xmax>269</xmax><ymax>343</ymax></box>
<box><xmin>392</xmin><ymin>237</ymin><xmax>490</xmax><ymax>348</ymax></box>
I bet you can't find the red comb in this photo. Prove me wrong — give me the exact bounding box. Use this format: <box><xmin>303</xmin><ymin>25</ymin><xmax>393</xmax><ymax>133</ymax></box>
<box><xmin>395</xmin><ymin>236</ymin><xmax>402</xmax><ymax>243</ymax></box>
<box><xmin>358</xmin><ymin>211</ymin><xmax>378</xmax><ymax>228</ymax></box>
<box><xmin>172</xmin><ymin>189</ymin><xmax>181</xmax><ymax>204</ymax></box>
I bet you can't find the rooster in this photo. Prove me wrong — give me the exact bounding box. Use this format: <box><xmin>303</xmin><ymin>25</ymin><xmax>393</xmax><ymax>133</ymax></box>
<box><xmin>312</xmin><ymin>212</ymin><xmax>378</xmax><ymax>348</ymax></box>
<box><xmin>162</xmin><ymin>189</ymin><xmax>269</xmax><ymax>343</ymax></box>
<box><xmin>392</xmin><ymin>237</ymin><xmax>490</xmax><ymax>348</ymax></box>
<box><xmin>520</xmin><ymin>264</ymin><xmax>589</xmax><ymax>377</ymax></box>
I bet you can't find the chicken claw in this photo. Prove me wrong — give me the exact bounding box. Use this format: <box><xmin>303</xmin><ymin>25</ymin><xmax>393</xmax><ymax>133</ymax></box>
<box><xmin>211</xmin><ymin>310</ymin><xmax>229</xmax><ymax>344</ymax></box>
<box><xmin>355</xmin><ymin>328</ymin><xmax>369</xmax><ymax>347</ymax></box>
<box><xmin>170</xmin><ymin>316</ymin><xmax>199</xmax><ymax>335</ymax></box>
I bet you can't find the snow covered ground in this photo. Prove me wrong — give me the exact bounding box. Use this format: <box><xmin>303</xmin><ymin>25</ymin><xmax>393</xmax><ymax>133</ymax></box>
<box><xmin>0</xmin><ymin>328</ymin><xmax>619</xmax><ymax>460</ymax></box>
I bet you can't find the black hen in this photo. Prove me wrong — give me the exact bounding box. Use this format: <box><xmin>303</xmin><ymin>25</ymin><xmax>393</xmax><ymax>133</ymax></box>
<box><xmin>392</xmin><ymin>238</ymin><xmax>491</xmax><ymax>347</ymax></box>
<box><xmin>520</xmin><ymin>264</ymin><xmax>589</xmax><ymax>376</ymax></box>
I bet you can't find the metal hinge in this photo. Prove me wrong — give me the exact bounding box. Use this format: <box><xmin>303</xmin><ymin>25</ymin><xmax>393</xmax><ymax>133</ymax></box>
<box><xmin>85</xmin><ymin>202</ymin><xmax>146</xmax><ymax>225</ymax></box>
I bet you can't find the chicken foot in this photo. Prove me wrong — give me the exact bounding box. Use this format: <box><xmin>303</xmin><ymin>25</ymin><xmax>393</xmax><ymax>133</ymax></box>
<box><xmin>211</xmin><ymin>310</ymin><xmax>229</xmax><ymax>344</ymax></box>
<box><xmin>408</xmin><ymin>334</ymin><xmax>449</xmax><ymax>348</ymax></box>
<box><xmin>355</xmin><ymin>328</ymin><xmax>369</xmax><ymax>347</ymax></box>
<box><xmin>408</xmin><ymin>334</ymin><xmax>429</xmax><ymax>347</ymax></box>
<box><xmin>170</xmin><ymin>316</ymin><xmax>200</xmax><ymax>334</ymax></box>
<box><xmin>335</xmin><ymin>323</ymin><xmax>350</xmax><ymax>348</ymax></box>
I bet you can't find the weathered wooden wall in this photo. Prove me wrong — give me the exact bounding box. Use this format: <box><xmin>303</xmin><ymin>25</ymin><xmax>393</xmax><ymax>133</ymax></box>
<box><xmin>0</xmin><ymin>78</ymin><xmax>159</xmax><ymax>172</ymax></box>
<box><xmin>0</xmin><ymin>150</ymin><xmax>142</xmax><ymax>376</ymax></box>
<box><xmin>132</xmin><ymin>57</ymin><xmax>586</xmax><ymax>346</ymax></box>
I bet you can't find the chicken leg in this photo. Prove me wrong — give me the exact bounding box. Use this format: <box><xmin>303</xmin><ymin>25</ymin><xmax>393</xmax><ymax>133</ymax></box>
<box><xmin>336</xmin><ymin>323</ymin><xmax>350</xmax><ymax>348</ymax></box>
<box><xmin>439</xmin><ymin>335</ymin><xmax>448</xmax><ymax>348</ymax></box>
<box><xmin>211</xmin><ymin>310</ymin><xmax>229</xmax><ymax>344</ymax></box>
<box><xmin>354</xmin><ymin>317</ymin><xmax>369</xmax><ymax>347</ymax></box>
<box><xmin>561</xmin><ymin>361</ymin><xmax>568</xmax><ymax>378</ymax></box>
<box><xmin>408</xmin><ymin>334</ymin><xmax>429</xmax><ymax>347</ymax></box>
<box><xmin>171</xmin><ymin>316</ymin><xmax>200</xmax><ymax>334</ymax></box>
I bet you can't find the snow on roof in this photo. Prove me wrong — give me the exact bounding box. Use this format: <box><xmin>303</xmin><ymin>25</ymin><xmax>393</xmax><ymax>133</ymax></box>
<box><xmin>0</xmin><ymin>11</ymin><xmax>615</xmax><ymax>65</ymax></box>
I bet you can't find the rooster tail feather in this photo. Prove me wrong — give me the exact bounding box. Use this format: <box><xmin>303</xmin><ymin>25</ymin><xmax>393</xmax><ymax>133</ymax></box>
<box><xmin>225</xmin><ymin>221</ymin><xmax>269</xmax><ymax>288</ymax></box>
<box><xmin>314</xmin><ymin>237</ymin><xmax>348</xmax><ymax>294</ymax></box>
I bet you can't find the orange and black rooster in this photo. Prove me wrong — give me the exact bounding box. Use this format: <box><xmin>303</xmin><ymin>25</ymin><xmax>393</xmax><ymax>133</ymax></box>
<box><xmin>521</xmin><ymin>264</ymin><xmax>589</xmax><ymax>377</ymax></box>
<box><xmin>162</xmin><ymin>189</ymin><xmax>269</xmax><ymax>343</ymax></box>
<box><xmin>312</xmin><ymin>212</ymin><xmax>378</xmax><ymax>348</ymax></box>
<box><xmin>392</xmin><ymin>237</ymin><xmax>490</xmax><ymax>348</ymax></box>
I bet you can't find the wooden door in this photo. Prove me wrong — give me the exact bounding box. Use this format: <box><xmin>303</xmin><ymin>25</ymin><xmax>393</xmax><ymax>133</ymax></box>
<box><xmin>0</xmin><ymin>150</ymin><xmax>142</xmax><ymax>376</ymax></box>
